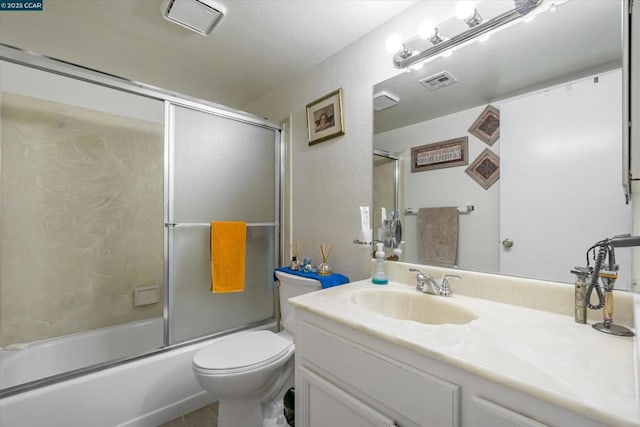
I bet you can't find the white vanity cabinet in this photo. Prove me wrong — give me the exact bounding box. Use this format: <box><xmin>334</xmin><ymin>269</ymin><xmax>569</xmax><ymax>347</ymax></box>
<box><xmin>294</xmin><ymin>308</ymin><xmax>607</xmax><ymax>427</ymax></box>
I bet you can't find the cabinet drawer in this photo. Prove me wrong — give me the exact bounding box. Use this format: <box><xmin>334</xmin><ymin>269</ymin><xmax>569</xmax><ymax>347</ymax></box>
<box><xmin>298</xmin><ymin>321</ymin><xmax>460</xmax><ymax>427</ymax></box>
<box><xmin>472</xmin><ymin>397</ymin><xmax>548</xmax><ymax>427</ymax></box>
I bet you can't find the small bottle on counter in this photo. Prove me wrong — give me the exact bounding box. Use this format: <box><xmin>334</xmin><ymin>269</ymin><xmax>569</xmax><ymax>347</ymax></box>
<box><xmin>372</xmin><ymin>243</ymin><xmax>388</xmax><ymax>285</ymax></box>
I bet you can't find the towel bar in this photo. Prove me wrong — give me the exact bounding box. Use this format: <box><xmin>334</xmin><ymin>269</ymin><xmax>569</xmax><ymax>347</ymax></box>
<box><xmin>404</xmin><ymin>206</ymin><xmax>474</xmax><ymax>215</ymax></box>
<box><xmin>165</xmin><ymin>222</ymin><xmax>278</xmax><ymax>227</ymax></box>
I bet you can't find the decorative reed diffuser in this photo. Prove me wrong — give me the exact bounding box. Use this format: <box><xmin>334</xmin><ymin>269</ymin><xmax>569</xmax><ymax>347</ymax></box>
<box><xmin>317</xmin><ymin>243</ymin><xmax>333</xmax><ymax>276</ymax></box>
<box><xmin>290</xmin><ymin>241</ymin><xmax>302</xmax><ymax>270</ymax></box>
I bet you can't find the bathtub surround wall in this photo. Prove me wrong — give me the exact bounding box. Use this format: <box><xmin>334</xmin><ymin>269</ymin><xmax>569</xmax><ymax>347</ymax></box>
<box><xmin>0</xmin><ymin>91</ymin><xmax>164</xmax><ymax>347</ymax></box>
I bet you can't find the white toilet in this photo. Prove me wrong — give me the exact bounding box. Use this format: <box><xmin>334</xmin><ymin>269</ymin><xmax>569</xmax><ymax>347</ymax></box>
<box><xmin>192</xmin><ymin>270</ymin><xmax>321</xmax><ymax>427</ymax></box>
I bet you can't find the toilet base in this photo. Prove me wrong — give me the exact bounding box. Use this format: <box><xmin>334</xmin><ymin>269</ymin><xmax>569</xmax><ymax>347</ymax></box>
<box><xmin>214</xmin><ymin>359</ymin><xmax>294</xmax><ymax>427</ymax></box>
<box><xmin>218</xmin><ymin>396</ymin><xmax>263</xmax><ymax>427</ymax></box>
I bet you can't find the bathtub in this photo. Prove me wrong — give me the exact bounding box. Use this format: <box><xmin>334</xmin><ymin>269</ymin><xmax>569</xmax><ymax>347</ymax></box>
<box><xmin>0</xmin><ymin>317</ymin><xmax>164</xmax><ymax>389</ymax></box>
<box><xmin>0</xmin><ymin>322</ymin><xmax>274</xmax><ymax>427</ymax></box>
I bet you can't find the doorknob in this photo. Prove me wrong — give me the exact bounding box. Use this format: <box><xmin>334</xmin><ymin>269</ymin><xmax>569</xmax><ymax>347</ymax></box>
<box><xmin>502</xmin><ymin>238</ymin><xmax>514</xmax><ymax>248</ymax></box>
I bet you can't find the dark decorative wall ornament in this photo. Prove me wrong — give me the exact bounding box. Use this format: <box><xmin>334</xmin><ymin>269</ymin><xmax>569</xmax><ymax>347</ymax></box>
<box><xmin>468</xmin><ymin>105</ymin><xmax>500</xmax><ymax>146</ymax></box>
<box><xmin>465</xmin><ymin>148</ymin><xmax>500</xmax><ymax>190</ymax></box>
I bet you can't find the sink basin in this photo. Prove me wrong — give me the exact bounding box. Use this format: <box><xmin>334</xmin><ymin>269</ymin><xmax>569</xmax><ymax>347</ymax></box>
<box><xmin>350</xmin><ymin>289</ymin><xmax>478</xmax><ymax>325</ymax></box>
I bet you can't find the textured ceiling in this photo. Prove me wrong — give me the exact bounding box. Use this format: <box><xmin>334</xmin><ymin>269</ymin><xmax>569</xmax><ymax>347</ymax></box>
<box><xmin>0</xmin><ymin>0</ymin><xmax>417</xmax><ymax>108</ymax></box>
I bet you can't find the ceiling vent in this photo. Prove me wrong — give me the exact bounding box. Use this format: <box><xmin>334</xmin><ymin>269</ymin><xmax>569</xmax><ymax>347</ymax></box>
<box><xmin>162</xmin><ymin>0</ymin><xmax>225</xmax><ymax>36</ymax></box>
<box><xmin>418</xmin><ymin>71</ymin><xmax>458</xmax><ymax>91</ymax></box>
<box><xmin>373</xmin><ymin>91</ymin><xmax>400</xmax><ymax>111</ymax></box>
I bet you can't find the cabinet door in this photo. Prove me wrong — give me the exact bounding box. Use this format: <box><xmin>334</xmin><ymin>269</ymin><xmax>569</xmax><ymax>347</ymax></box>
<box><xmin>471</xmin><ymin>397</ymin><xmax>548</xmax><ymax>427</ymax></box>
<box><xmin>298</xmin><ymin>367</ymin><xmax>397</xmax><ymax>427</ymax></box>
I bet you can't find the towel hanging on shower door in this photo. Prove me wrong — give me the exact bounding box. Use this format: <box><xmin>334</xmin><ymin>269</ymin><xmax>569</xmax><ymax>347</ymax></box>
<box><xmin>210</xmin><ymin>221</ymin><xmax>246</xmax><ymax>293</ymax></box>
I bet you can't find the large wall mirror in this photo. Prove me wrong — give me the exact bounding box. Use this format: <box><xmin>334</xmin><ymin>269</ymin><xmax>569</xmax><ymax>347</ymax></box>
<box><xmin>373</xmin><ymin>0</ymin><xmax>634</xmax><ymax>290</ymax></box>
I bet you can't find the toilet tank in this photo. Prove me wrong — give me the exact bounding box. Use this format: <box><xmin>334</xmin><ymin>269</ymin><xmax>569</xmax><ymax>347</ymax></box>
<box><xmin>275</xmin><ymin>270</ymin><xmax>321</xmax><ymax>334</ymax></box>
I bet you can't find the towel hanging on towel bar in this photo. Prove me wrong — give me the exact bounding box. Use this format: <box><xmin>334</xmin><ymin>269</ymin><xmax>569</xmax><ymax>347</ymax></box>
<box><xmin>417</xmin><ymin>207</ymin><xmax>459</xmax><ymax>267</ymax></box>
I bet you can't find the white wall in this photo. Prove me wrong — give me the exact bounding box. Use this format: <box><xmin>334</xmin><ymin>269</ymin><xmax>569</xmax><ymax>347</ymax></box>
<box><xmin>246</xmin><ymin>2</ymin><xmax>457</xmax><ymax>281</ymax></box>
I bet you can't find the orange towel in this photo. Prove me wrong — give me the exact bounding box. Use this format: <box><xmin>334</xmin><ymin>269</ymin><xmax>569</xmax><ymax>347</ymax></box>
<box><xmin>210</xmin><ymin>221</ymin><xmax>246</xmax><ymax>293</ymax></box>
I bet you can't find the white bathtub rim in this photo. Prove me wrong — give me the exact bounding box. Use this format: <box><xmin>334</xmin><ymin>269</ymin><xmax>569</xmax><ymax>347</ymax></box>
<box><xmin>0</xmin><ymin>316</ymin><xmax>163</xmax><ymax>351</ymax></box>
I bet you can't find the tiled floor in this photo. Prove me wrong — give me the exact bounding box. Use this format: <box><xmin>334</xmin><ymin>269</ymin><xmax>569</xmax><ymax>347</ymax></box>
<box><xmin>161</xmin><ymin>402</ymin><xmax>219</xmax><ymax>427</ymax></box>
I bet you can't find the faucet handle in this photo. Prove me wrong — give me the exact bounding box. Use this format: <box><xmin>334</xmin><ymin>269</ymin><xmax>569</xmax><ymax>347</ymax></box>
<box><xmin>409</xmin><ymin>268</ymin><xmax>428</xmax><ymax>281</ymax></box>
<box><xmin>409</xmin><ymin>268</ymin><xmax>428</xmax><ymax>291</ymax></box>
<box><xmin>440</xmin><ymin>274</ymin><xmax>461</xmax><ymax>296</ymax></box>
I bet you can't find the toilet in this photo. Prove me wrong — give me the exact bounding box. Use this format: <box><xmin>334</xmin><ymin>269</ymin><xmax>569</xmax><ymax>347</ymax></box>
<box><xmin>192</xmin><ymin>270</ymin><xmax>321</xmax><ymax>427</ymax></box>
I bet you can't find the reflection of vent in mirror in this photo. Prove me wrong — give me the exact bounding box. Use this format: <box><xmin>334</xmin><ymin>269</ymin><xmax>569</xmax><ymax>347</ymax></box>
<box><xmin>419</xmin><ymin>71</ymin><xmax>458</xmax><ymax>91</ymax></box>
<box><xmin>373</xmin><ymin>91</ymin><xmax>400</xmax><ymax>111</ymax></box>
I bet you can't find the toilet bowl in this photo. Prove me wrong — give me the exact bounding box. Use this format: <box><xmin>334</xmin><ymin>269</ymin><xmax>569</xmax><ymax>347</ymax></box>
<box><xmin>192</xmin><ymin>271</ymin><xmax>321</xmax><ymax>427</ymax></box>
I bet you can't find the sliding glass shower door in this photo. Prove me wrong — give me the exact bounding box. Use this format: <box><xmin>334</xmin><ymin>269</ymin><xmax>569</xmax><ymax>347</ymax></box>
<box><xmin>0</xmin><ymin>45</ymin><xmax>283</xmax><ymax>394</ymax></box>
<box><xmin>168</xmin><ymin>103</ymin><xmax>280</xmax><ymax>344</ymax></box>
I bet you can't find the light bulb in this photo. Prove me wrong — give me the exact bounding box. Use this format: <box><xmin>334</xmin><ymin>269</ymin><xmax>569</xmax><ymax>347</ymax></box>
<box><xmin>412</xmin><ymin>62</ymin><xmax>424</xmax><ymax>71</ymax></box>
<box><xmin>385</xmin><ymin>34</ymin><xmax>403</xmax><ymax>54</ymax></box>
<box><xmin>456</xmin><ymin>1</ymin><xmax>476</xmax><ymax>20</ymax></box>
<box><xmin>417</xmin><ymin>20</ymin><xmax>436</xmax><ymax>40</ymax></box>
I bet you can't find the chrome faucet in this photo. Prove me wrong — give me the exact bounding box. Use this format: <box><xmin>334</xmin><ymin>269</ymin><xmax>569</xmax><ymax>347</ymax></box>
<box><xmin>409</xmin><ymin>268</ymin><xmax>460</xmax><ymax>297</ymax></box>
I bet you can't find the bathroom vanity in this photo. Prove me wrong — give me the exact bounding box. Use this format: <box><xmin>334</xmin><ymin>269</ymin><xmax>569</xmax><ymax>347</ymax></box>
<box><xmin>290</xmin><ymin>262</ymin><xmax>640</xmax><ymax>427</ymax></box>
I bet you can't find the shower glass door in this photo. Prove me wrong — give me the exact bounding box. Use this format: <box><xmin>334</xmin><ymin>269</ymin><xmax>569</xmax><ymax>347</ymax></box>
<box><xmin>168</xmin><ymin>103</ymin><xmax>280</xmax><ymax>344</ymax></box>
<box><xmin>0</xmin><ymin>59</ymin><xmax>165</xmax><ymax>390</ymax></box>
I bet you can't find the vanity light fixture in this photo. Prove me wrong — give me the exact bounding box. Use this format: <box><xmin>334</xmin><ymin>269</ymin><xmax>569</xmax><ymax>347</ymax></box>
<box><xmin>161</xmin><ymin>0</ymin><xmax>226</xmax><ymax>36</ymax></box>
<box><xmin>456</xmin><ymin>1</ymin><xmax>483</xmax><ymax>28</ymax></box>
<box><xmin>387</xmin><ymin>0</ymin><xmax>545</xmax><ymax>70</ymax></box>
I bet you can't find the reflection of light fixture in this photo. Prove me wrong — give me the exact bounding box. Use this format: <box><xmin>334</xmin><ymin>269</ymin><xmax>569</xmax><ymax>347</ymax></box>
<box><xmin>387</xmin><ymin>0</ymin><xmax>545</xmax><ymax>70</ymax></box>
<box><xmin>456</xmin><ymin>1</ymin><xmax>483</xmax><ymax>28</ymax></box>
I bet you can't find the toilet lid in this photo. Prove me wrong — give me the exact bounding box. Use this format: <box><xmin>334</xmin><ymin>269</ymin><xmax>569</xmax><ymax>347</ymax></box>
<box><xmin>193</xmin><ymin>330</ymin><xmax>292</xmax><ymax>371</ymax></box>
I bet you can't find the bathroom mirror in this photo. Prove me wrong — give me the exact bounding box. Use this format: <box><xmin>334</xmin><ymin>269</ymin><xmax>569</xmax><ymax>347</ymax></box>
<box><xmin>373</xmin><ymin>0</ymin><xmax>634</xmax><ymax>289</ymax></box>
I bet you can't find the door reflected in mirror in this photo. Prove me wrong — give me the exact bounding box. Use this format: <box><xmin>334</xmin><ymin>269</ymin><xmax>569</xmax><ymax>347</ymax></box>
<box><xmin>373</xmin><ymin>0</ymin><xmax>633</xmax><ymax>290</ymax></box>
<box><xmin>373</xmin><ymin>150</ymin><xmax>400</xmax><ymax>253</ymax></box>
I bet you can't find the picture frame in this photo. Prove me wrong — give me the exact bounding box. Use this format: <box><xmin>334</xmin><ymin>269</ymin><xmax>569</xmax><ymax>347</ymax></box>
<box><xmin>306</xmin><ymin>88</ymin><xmax>345</xmax><ymax>145</ymax></box>
<box><xmin>465</xmin><ymin>148</ymin><xmax>500</xmax><ymax>190</ymax></box>
<box><xmin>468</xmin><ymin>105</ymin><xmax>500</xmax><ymax>146</ymax></box>
<box><xmin>410</xmin><ymin>137</ymin><xmax>469</xmax><ymax>173</ymax></box>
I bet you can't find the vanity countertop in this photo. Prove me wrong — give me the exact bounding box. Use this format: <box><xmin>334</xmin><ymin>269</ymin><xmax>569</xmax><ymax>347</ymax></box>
<box><xmin>290</xmin><ymin>277</ymin><xmax>640</xmax><ymax>426</ymax></box>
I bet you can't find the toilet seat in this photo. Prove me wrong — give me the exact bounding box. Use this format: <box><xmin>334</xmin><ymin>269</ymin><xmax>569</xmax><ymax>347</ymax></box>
<box><xmin>193</xmin><ymin>330</ymin><xmax>293</xmax><ymax>376</ymax></box>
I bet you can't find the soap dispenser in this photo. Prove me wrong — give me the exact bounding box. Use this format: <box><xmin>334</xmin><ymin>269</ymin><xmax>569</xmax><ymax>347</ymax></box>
<box><xmin>372</xmin><ymin>242</ymin><xmax>388</xmax><ymax>285</ymax></box>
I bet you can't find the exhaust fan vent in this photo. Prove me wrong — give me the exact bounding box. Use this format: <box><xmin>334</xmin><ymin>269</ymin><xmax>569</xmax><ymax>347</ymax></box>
<box><xmin>418</xmin><ymin>71</ymin><xmax>458</xmax><ymax>91</ymax></box>
<box><xmin>373</xmin><ymin>91</ymin><xmax>400</xmax><ymax>111</ymax></box>
<box><xmin>162</xmin><ymin>0</ymin><xmax>225</xmax><ymax>36</ymax></box>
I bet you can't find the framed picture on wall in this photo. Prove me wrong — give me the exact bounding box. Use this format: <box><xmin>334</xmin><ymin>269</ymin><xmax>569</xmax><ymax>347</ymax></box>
<box><xmin>306</xmin><ymin>88</ymin><xmax>345</xmax><ymax>145</ymax></box>
<box><xmin>410</xmin><ymin>137</ymin><xmax>469</xmax><ymax>173</ymax></box>
<box><xmin>468</xmin><ymin>105</ymin><xmax>500</xmax><ymax>146</ymax></box>
<box><xmin>465</xmin><ymin>148</ymin><xmax>500</xmax><ymax>189</ymax></box>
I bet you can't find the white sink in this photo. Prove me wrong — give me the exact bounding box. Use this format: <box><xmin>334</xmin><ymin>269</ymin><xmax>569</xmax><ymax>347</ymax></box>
<box><xmin>351</xmin><ymin>288</ymin><xmax>478</xmax><ymax>325</ymax></box>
